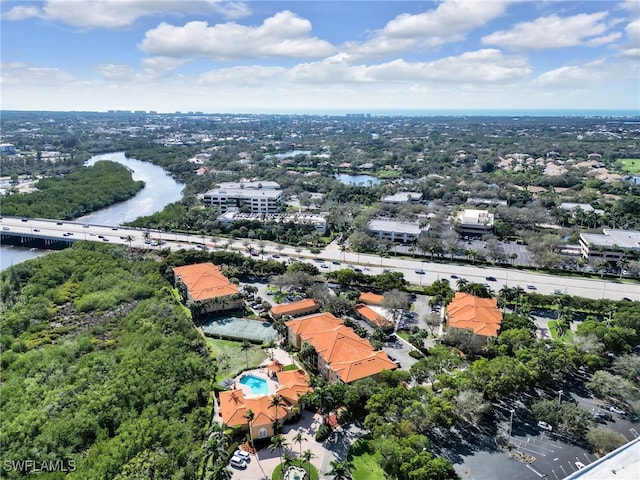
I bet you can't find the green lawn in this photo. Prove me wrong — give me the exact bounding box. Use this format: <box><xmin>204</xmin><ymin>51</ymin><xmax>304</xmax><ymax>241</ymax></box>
<box><xmin>617</xmin><ymin>158</ymin><xmax>640</xmax><ymax>173</ymax></box>
<box><xmin>205</xmin><ymin>337</ymin><xmax>269</xmax><ymax>379</ymax></box>
<box><xmin>349</xmin><ymin>438</ymin><xmax>386</xmax><ymax>480</ymax></box>
<box><xmin>272</xmin><ymin>460</ymin><xmax>319</xmax><ymax>480</ymax></box>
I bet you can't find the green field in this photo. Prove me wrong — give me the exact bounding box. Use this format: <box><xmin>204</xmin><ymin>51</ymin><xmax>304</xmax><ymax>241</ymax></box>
<box><xmin>617</xmin><ymin>158</ymin><xmax>640</xmax><ymax>173</ymax></box>
<box><xmin>206</xmin><ymin>337</ymin><xmax>269</xmax><ymax>379</ymax></box>
<box><xmin>349</xmin><ymin>438</ymin><xmax>387</xmax><ymax>480</ymax></box>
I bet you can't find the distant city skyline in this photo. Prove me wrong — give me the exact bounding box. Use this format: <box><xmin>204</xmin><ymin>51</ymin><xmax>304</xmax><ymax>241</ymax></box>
<box><xmin>2</xmin><ymin>0</ymin><xmax>639</xmax><ymax>114</ymax></box>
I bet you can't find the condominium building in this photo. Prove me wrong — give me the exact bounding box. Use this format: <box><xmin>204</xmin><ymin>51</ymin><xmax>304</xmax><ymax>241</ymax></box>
<box><xmin>200</xmin><ymin>181</ymin><xmax>283</xmax><ymax>213</ymax></box>
<box><xmin>367</xmin><ymin>218</ymin><xmax>427</xmax><ymax>244</ymax></box>
<box><xmin>173</xmin><ymin>262</ymin><xmax>243</xmax><ymax>313</ymax></box>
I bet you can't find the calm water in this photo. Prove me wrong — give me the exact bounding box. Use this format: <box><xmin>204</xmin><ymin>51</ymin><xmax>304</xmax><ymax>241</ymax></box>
<box><xmin>1</xmin><ymin>152</ymin><xmax>185</xmax><ymax>270</ymax></box>
<box><xmin>335</xmin><ymin>173</ymin><xmax>382</xmax><ymax>186</ymax></box>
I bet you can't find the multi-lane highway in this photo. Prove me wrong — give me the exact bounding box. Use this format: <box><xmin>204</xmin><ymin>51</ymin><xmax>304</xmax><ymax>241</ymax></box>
<box><xmin>1</xmin><ymin>216</ymin><xmax>638</xmax><ymax>301</ymax></box>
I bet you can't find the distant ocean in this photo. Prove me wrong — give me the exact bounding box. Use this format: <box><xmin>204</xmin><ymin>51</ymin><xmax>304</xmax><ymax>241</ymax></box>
<box><xmin>301</xmin><ymin>109</ymin><xmax>640</xmax><ymax>118</ymax></box>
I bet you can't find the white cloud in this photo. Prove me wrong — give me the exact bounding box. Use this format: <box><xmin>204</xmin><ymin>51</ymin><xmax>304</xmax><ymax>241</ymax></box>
<box><xmin>3</xmin><ymin>5</ymin><xmax>40</xmax><ymax>20</ymax></box>
<box><xmin>617</xmin><ymin>19</ymin><xmax>640</xmax><ymax>59</ymax></box>
<box><xmin>97</xmin><ymin>63</ymin><xmax>135</xmax><ymax>81</ymax></box>
<box><xmin>344</xmin><ymin>0</ymin><xmax>513</xmax><ymax>60</ymax></box>
<box><xmin>3</xmin><ymin>0</ymin><xmax>250</xmax><ymax>29</ymax></box>
<box><xmin>139</xmin><ymin>11</ymin><xmax>335</xmax><ymax>60</ymax></box>
<box><xmin>482</xmin><ymin>12</ymin><xmax>619</xmax><ymax>50</ymax></box>
<box><xmin>288</xmin><ymin>49</ymin><xmax>530</xmax><ymax>85</ymax></box>
<box><xmin>141</xmin><ymin>56</ymin><xmax>189</xmax><ymax>79</ymax></box>
<box><xmin>196</xmin><ymin>66</ymin><xmax>287</xmax><ymax>85</ymax></box>
<box><xmin>0</xmin><ymin>63</ymin><xmax>80</xmax><ymax>85</ymax></box>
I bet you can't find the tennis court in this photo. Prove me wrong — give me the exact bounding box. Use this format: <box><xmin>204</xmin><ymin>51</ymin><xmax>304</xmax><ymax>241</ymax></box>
<box><xmin>201</xmin><ymin>316</ymin><xmax>277</xmax><ymax>343</ymax></box>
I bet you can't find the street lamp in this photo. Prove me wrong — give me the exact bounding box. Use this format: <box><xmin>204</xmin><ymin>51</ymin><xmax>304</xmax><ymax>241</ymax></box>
<box><xmin>557</xmin><ymin>389</ymin><xmax>563</xmax><ymax>407</ymax></box>
<box><xmin>508</xmin><ymin>409</ymin><xmax>515</xmax><ymax>441</ymax></box>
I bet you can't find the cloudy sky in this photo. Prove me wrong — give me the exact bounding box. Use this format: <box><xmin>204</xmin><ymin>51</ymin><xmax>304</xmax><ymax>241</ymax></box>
<box><xmin>2</xmin><ymin>0</ymin><xmax>639</xmax><ymax>113</ymax></box>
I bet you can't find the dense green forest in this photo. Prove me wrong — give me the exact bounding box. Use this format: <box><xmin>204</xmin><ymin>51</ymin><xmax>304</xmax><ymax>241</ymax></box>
<box><xmin>0</xmin><ymin>161</ymin><xmax>144</xmax><ymax>219</ymax></box>
<box><xmin>0</xmin><ymin>244</ymin><xmax>212</xmax><ymax>479</ymax></box>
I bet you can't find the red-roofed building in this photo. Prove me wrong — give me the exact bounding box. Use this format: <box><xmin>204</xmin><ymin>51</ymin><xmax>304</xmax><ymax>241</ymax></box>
<box><xmin>269</xmin><ymin>299</ymin><xmax>320</xmax><ymax>320</ymax></box>
<box><xmin>173</xmin><ymin>262</ymin><xmax>243</xmax><ymax>314</ymax></box>
<box><xmin>355</xmin><ymin>304</ymin><xmax>393</xmax><ymax>331</ymax></box>
<box><xmin>285</xmin><ymin>313</ymin><xmax>397</xmax><ymax>383</ymax></box>
<box><xmin>218</xmin><ymin>369</ymin><xmax>312</xmax><ymax>440</ymax></box>
<box><xmin>445</xmin><ymin>292</ymin><xmax>502</xmax><ymax>341</ymax></box>
<box><xmin>359</xmin><ymin>292</ymin><xmax>384</xmax><ymax>306</ymax></box>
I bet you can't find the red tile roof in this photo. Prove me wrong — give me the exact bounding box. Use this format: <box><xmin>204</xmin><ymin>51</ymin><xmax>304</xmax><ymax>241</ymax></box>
<box><xmin>287</xmin><ymin>313</ymin><xmax>397</xmax><ymax>383</ymax></box>
<box><xmin>359</xmin><ymin>292</ymin><xmax>384</xmax><ymax>305</ymax></box>
<box><xmin>173</xmin><ymin>262</ymin><xmax>240</xmax><ymax>301</ymax></box>
<box><xmin>286</xmin><ymin>312</ymin><xmax>343</xmax><ymax>337</ymax></box>
<box><xmin>446</xmin><ymin>292</ymin><xmax>502</xmax><ymax>337</ymax></box>
<box><xmin>218</xmin><ymin>370</ymin><xmax>312</xmax><ymax>429</ymax></box>
<box><xmin>270</xmin><ymin>299</ymin><xmax>319</xmax><ymax>318</ymax></box>
<box><xmin>355</xmin><ymin>304</ymin><xmax>393</xmax><ymax>329</ymax></box>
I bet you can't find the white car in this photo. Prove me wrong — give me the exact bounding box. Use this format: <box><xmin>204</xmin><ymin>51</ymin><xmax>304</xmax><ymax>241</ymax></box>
<box><xmin>575</xmin><ymin>461</ymin><xmax>585</xmax><ymax>470</ymax></box>
<box><xmin>234</xmin><ymin>450</ymin><xmax>250</xmax><ymax>461</ymax></box>
<box><xmin>537</xmin><ymin>421</ymin><xmax>553</xmax><ymax>431</ymax></box>
<box><xmin>609</xmin><ymin>405</ymin><xmax>626</xmax><ymax>415</ymax></box>
<box><xmin>229</xmin><ymin>456</ymin><xmax>247</xmax><ymax>469</ymax></box>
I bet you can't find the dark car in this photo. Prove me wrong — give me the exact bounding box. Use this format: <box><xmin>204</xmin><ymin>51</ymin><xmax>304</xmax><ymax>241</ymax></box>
<box><xmin>485</xmin><ymin>276</ymin><xmax>497</xmax><ymax>281</ymax></box>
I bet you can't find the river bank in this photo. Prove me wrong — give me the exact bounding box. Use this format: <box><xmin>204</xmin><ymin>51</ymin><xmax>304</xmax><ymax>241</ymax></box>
<box><xmin>1</xmin><ymin>152</ymin><xmax>185</xmax><ymax>270</ymax></box>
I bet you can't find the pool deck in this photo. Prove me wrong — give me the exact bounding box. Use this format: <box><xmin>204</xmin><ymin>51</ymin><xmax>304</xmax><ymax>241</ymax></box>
<box><xmin>237</xmin><ymin>370</ymin><xmax>279</xmax><ymax>398</ymax></box>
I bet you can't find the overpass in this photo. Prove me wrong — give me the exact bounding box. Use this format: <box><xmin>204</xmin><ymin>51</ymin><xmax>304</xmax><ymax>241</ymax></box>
<box><xmin>1</xmin><ymin>216</ymin><xmax>638</xmax><ymax>301</ymax></box>
<box><xmin>0</xmin><ymin>216</ymin><xmax>208</xmax><ymax>251</ymax></box>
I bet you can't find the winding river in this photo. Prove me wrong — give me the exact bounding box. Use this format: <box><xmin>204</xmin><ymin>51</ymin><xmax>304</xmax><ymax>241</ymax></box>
<box><xmin>1</xmin><ymin>152</ymin><xmax>185</xmax><ymax>270</ymax></box>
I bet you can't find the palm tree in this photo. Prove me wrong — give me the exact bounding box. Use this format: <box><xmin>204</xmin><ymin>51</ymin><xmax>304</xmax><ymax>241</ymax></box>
<box><xmin>292</xmin><ymin>431</ymin><xmax>306</xmax><ymax>458</ymax></box>
<box><xmin>269</xmin><ymin>394</ymin><xmax>286</xmax><ymax>434</ymax></box>
<box><xmin>243</xmin><ymin>409</ymin><xmax>255</xmax><ymax>450</ymax></box>
<box><xmin>467</xmin><ymin>249</ymin><xmax>479</xmax><ymax>265</ymax></box>
<box><xmin>327</xmin><ymin>459</ymin><xmax>352</xmax><ymax>480</ymax></box>
<box><xmin>202</xmin><ymin>423</ymin><xmax>231</xmax><ymax>480</ymax></box>
<box><xmin>339</xmin><ymin>243</ymin><xmax>348</xmax><ymax>262</ymax></box>
<box><xmin>268</xmin><ymin>434</ymin><xmax>289</xmax><ymax>476</ymax></box>
<box><xmin>240</xmin><ymin>340</ymin><xmax>252</xmax><ymax>369</ymax></box>
<box><xmin>301</xmin><ymin>449</ymin><xmax>316</xmax><ymax>475</ymax></box>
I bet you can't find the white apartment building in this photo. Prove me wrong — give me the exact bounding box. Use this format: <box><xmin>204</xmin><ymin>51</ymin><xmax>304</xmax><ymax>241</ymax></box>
<box><xmin>453</xmin><ymin>209</ymin><xmax>495</xmax><ymax>235</ymax></box>
<box><xmin>200</xmin><ymin>181</ymin><xmax>283</xmax><ymax>213</ymax></box>
<box><xmin>579</xmin><ymin>229</ymin><xmax>640</xmax><ymax>262</ymax></box>
<box><xmin>367</xmin><ymin>219</ymin><xmax>428</xmax><ymax>244</ymax></box>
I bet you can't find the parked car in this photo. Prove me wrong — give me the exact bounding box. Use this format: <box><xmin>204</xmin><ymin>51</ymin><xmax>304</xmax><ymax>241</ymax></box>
<box><xmin>609</xmin><ymin>405</ymin><xmax>626</xmax><ymax>415</ymax></box>
<box><xmin>234</xmin><ymin>450</ymin><xmax>250</xmax><ymax>461</ymax></box>
<box><xmin>593</xmin><ymin>411</ymin><xmax>613</xmax><ymax>422</ymax></box>
<box><xmin>229</xmin><ymin>456</ymin><xmax>247</xmax><ymax>469</ymax></box>
<box><xmin>537</xmin><ymin>421</ymin><xmax>553</xmax><ymax>431</ymax></box>
<box><xmin>575</xmin><ymin>461</ymin><xmax>585</xmax><ymax>470</ymax></box>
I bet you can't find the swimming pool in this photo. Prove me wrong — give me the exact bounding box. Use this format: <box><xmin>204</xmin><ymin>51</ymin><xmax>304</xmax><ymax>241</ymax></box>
<box><xmin>239</xmin><ymin>374</ymin><xmax>271</xmax><ymax>396</ymax></box>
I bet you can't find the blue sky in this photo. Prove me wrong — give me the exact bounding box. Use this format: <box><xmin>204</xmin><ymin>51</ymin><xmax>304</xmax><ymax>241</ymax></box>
<box><xmin>1</xmin><ymin>0</ymin><xmax>639</xmax><ymax>113</ymax></box>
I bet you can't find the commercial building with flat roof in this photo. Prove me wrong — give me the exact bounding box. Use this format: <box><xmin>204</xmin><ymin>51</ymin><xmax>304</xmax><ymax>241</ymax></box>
<box><xmin>579</xmin><ymin>229</ymin><xmax>640</xmax><ymax>262</ymax></box>
<box><xmin>453</xmin><ymin>209</ymin><xmax>495</xmax><ymax>235</ymax></box>
<box><xmin>367</xmin><ymin>218</ymin><xmax>427</xmax><ymax>244</ymax></box>
<box><xmin>381</xmin><ymin>191</ymin><xmax>423</xmax><ymax>204</ymax></box>
<box><xmin>200</xmin><ymin>181</ymin><xmax>283</xmax><ymax>213</ymax></box>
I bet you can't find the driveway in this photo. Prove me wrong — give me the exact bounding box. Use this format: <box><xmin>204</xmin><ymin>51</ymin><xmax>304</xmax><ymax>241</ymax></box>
<box><xmin>230</xmin><ymin>412</ymin><xmax>365</xmax><ymax>479</ymax></box>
